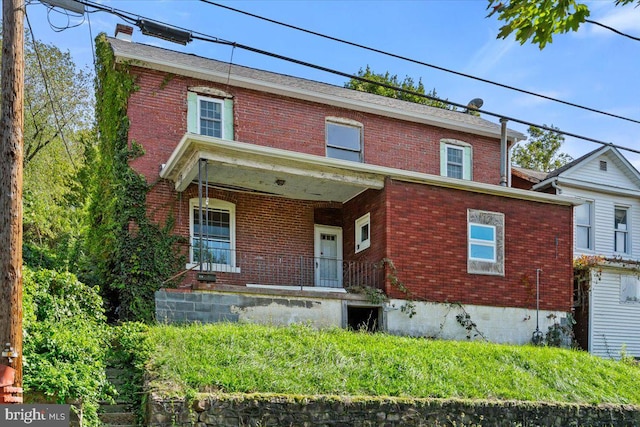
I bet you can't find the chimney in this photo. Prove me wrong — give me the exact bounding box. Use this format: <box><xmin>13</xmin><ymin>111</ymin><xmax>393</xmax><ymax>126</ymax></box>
<box><xmin>115</xmin><ymin>24</ymin><xmax>133</xmax><ymax>42</ymax></box>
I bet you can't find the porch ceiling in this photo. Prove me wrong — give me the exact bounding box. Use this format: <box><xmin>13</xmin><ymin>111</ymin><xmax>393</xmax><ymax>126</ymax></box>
<box><xmin>160</xmin><ymin>134</ymin><xmax>385</xmax><ymax>202</ymax></box>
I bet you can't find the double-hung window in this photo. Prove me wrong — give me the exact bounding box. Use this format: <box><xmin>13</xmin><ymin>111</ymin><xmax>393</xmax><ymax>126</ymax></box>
<box><xmin>326</xmin><ymin>120</ymin><xmax>363</xmax><ymax>162</ymax></box>
<box><xmin>190</xmin><ymin>198</ymin><xmax>237</xmax><ymax>272</ymax></box>
<box><xmin>446</xmin><ymin>145</ymin><xmax>464</xmax><ymax>179</ymax></box>
<box><xmin>575</xmin><ymin>201</ymin><xmax>593</xmax><ymax>250</ymax></box>
<box><xmin>614</xmin><ymin>206</ymin><xmax>629</xmax><ymax>254</ymax></box>
<box><xmin>469</xmin><ymin>224</ymin><xmax>496</xmax><ymax>262</ymax></box>
<box><xmin>187</xmin><ymin>91</ymin><xmax>234</xmax><ymax>139</ymax></box>
<box><xmin>198</xmin><ymin>97</ymin><xmax>223</xmax><ymax>138</ymax></box>
<box><xmin>440</xmin><ymin>140</ymin><xmax>472</xmax><ymax>180</ymax></box>
<box><xmin>467</xmin><ymin>209</ymin><xmax>504</xmax><ymax>276</ymax></box>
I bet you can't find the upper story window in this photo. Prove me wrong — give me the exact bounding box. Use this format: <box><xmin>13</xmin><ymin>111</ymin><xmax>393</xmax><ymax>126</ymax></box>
<box><xmin>326</xmin><ymin>119</ymin><xmax>363</xmax><ymax>162</ymax></box>
<box><xmin>575</xmin><ymin>201</ymin><xmax>593</xmax><ymax>251</ymax></box>
<box><xmin>189</xmin><ymin>198</ymin><xmax>238</xmax><ymax>272</ymax></box>
<box><xmin>440</xmin><ymin>139</ymin><xmax>472</xmax><ymax>180</ymax></box>
<box><xmin>467</xmin><ymin>209</ymin><xmax>504</xmax><ymax>276</ymax></box>
<box><xmin>187</xmin><ymin>91</ymin><xmax>234</xmax><ymax>139</ymax></box>
<box><xmin>199</xmin><ymin>97</ymin><xmax>223</xmax><ymax>137</ymax></box>
<box><xmin>614</xmin><ymin>206</ymin><xmax>629</xmax><ymax>254</ymax></box>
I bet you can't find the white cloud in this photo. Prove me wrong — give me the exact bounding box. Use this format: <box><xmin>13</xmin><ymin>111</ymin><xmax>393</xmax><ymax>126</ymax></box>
<box><xmin>511</xmin><ymin>89</ymin><xmax>568</xmax><ymax>108</ymax></box>
<box><xmin>464</xmin><ymin>36</ymin><xmax>516</xmax><ymax>77</ymax></box>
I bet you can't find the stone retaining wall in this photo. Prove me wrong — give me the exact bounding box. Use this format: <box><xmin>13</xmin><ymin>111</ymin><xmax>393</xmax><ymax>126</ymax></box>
<box><xmin>147</xmin><ymin>393</ymin><xmax>640</xmax><ymax>427</ymax></box>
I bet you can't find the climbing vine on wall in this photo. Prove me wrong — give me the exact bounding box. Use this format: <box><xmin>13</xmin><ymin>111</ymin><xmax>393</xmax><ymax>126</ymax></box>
<box><xmin>84</xmin><ymin>35</ymin><xmax>184</xmax><ymax>322</ymax></box>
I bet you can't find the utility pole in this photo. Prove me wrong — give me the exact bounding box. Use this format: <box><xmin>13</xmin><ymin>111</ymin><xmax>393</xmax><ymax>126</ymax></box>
<box><xmin>0</xmin><ymin>0</ymin><xmax>25</xmax><ymax>390</ymax></box>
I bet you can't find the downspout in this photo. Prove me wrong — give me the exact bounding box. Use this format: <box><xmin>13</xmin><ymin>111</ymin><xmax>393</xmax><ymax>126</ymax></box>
<box><xmin>507</xmin><ymin>137</ymin><xmax>518</xmax><ymax>188</ymax></box>
<box><xmin>550</xmin><ymin>178</ymin><xmax>562</xmax><ymax>195</ymax></box>
<box><xmin>499</xmin><ymin>118</ymin><xmax>508</xmax><ymax>186</ymax></box>
<box><xmin>198</xmin><ymin>158</ymin><xmax>205</xmax><ymax>273</ymax></box>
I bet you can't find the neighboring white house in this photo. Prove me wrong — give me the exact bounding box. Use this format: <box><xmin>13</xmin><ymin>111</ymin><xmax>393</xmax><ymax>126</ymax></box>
<box><xmin>532</xmin><ymin>145</ymin><xmax>640</xmax><ymax>359</ymax></box>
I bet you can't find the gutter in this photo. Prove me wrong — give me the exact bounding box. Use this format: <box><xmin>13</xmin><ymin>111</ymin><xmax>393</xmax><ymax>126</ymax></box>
<box><xmin>162</xmin><ymin>134</ymin><xmax>581</xmax><ymax>207</ymax></box>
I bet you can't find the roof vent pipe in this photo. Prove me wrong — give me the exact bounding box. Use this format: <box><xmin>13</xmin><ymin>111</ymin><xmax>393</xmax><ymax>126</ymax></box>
<box><xmin>499</xmin><ymin>118</ymin><xmax>508</xmax><ymax>187</ymax></box>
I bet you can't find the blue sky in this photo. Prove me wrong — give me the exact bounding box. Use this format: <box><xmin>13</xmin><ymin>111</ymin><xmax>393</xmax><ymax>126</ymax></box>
<box><xmin>23</xmin><ymin>0</ymin><xmax>640</xmax><ymax>169</ymax></box>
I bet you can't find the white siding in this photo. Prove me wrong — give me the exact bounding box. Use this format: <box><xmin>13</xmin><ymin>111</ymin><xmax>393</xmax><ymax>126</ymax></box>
<box><xmin>563</xmin><ymin>186</ymin><xmax>640</xmax><ymax>261</ymax></box>
<box><xmin>569</xmin><ymin>152</ymin><xmax>638</xmax><ymax>189</ymax></box>
<box><xmin>589</xmin><ymin>269</ymin><xmax>640</xmax><ymax>359</ymax></box>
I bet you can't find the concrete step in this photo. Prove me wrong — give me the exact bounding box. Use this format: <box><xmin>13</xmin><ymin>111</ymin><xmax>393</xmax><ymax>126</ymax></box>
<box><xmin>100</xmin><ymin>403</ymin><xmax>133</xmax><ymax>413</ymax></box>
<box><xmin>99</xmin><ymin>411</ymin><xmax>136</xmax><ymax>425</ymax></box>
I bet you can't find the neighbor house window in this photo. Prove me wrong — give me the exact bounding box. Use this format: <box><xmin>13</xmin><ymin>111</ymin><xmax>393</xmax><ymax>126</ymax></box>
<box><xmin>614</xmin><ymin>206</ymin><xmax>629</xmax><ymax>254</ymax></box>
<box><xmin>440</xmin><ymin>139</ymin><xmax>472</xmax><ymax>180</ymax></box>
<box><xmin>189</xmin><ymin>198</ymin><xmax>238</xmax><ymax>272</ymax></box>
<box><xmin>467</xmin><ymin>209</ymin><xmax>504</xmax><ymax>276</ymax></box>
<box><xmin>187</xmin><ymin>92</ymin><xmax>234</xmax><ymax>139</ymax></box>
<box><xmin>620</xmin><ymin>275</ymin><xmax>640</xmax><ymax>303</ymax></box>
<box><xmin>326</xmin><ymin>119</ymin><xmax>363</xmax><ymax>162</ymax></box>
<box><xmin>355</xmin><ymin>213</ymin><xmax>371</xmax><ymax>253</ymax></box>
<box><xmin>575</xmin><ymin>201</ymin><xmax>593</xmax><ymax>250</ymax></box>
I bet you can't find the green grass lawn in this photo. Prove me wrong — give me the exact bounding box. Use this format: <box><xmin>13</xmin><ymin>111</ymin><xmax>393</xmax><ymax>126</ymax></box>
<box><xmin>145</xmin><ymin>323</ymin><xmax>640</xmax><ymax>405</ymax></box>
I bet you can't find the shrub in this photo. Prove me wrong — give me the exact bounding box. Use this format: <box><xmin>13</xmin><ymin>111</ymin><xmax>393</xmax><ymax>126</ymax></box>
<box><xmin>23</xmin><ymin>266</ymin><xmax>112</xmax><ymax>427</ymax></box>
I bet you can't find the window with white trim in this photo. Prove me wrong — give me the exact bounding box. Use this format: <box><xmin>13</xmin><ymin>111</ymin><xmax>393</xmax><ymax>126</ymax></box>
<box><xmin>467</xmin><ymin>209</ymin><xmax>504</xmax><ymax>276</ymax></box>
<box><xmin>440</xmin><ymin>139</ymin><xmax>472</xmax><ymax>180</ymax></box>
<box><xmin>355</xmin><ymin>213</ymin><xmax>371</xmax><ymax>253</ymax></box>
<box><xmin>198</xmin><ymin>97</ymin><xmax>223</xmax><ymax>137</ymax></box>
<box><xmin>620</xmin><ymin>275</ymin><xmax>640</xmax><ymax>303</ymax></box>
<box><xmin>469</xmin><ymin>224</ymin><xmax>496</xmax><ymax>262</ymax></box>
<box><xmin>187</xmin><ymin>92</ymin><xmax>234</xmax><ymax>139</ymax></box>
<box><xmin>575</xmin><ymin>201</ymin><xmax>593</xmax><ymax>250</ymax></box>
<box><xmin>189</xmin><ymin>198</ymin><xmax>238</xmax><ymax>272</ymax></box>
<box><xmin>326</xmin><ymin>121</ymin><xmax>363</xmax><ymax>162</ymax></box>
<box><xmin>614</xmin><ymin>206</ymin><xmax>629</xmax><ymax>254</ymax></box>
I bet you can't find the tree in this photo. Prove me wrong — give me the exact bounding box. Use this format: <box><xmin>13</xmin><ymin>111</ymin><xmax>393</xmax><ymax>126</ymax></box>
<box><xmin>487</xmin><ymin>0</ymin><xmax>637</xmax><ymax>49</ymax></box>
<box><xmin>345</xmin><ymin>66</ymin><xmax>455</xmax><ymax>110</ymax></box>
<box><xmin>512</xmin><ymin>125</ymin><xmax>573</xmax><ymax>172</ymax></box>
<box><xmin>0</xmin><ymin>31</ymin><xmax>94</xmax><ymax>269</ymax></box>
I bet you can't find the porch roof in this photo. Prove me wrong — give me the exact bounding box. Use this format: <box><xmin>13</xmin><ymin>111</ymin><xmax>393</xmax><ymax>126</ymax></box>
<box><xmin>160</xmin><ymin>133</ymin><xmax>581</xmax><ymax>206</ymax></box>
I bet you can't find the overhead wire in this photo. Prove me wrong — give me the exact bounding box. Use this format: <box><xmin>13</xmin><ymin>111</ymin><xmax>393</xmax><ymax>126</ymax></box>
<box><xmin>46</xmin><ymin>0</ymin><xmax>640</xmax><ymax>156</ymax></box>
<box><xmin>585</xmin><ymin>19</ymin><xmax>640</xmax><ymax>42</ymax></box>
<box><xmin>200</xmin><ymin>0</ymin><xmax>640</xmax><ymax>127</ymax></box>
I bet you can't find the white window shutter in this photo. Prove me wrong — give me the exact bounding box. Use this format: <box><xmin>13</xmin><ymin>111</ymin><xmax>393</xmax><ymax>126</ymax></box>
<box><xmin>187</xmin><ymin>92</ymin><xmax>198</xmax><ymax>133</ymax></box>
<box><xmin>439</xmin><ymin>142</ymin><xmax>447</xmax><ymax>176</ymax></box>
<box><xmin>463</xmin><ymin>146</ymin><xmax>472</xmax><ymax>180</ymax></box>
<box><xmin>224</xmin><ymin>99</ymin><xmax>234</xmax><ymax>140</ymax></box>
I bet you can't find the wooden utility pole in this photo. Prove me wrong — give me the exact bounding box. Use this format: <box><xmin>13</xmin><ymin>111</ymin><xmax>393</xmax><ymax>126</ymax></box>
<box><xmin>0</xmin><ymin>0</ymin><xmax>25</xmax><ymax>389</ymax></box>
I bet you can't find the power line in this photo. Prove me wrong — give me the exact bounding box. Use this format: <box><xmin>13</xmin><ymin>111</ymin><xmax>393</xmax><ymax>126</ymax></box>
<box><xmin>50</xmin><ymin>0</ymin><xmax>640</xmax><ymax>156</ymax></box>
<box><xmin>200</xmin><ymin>0</ymin><xmax>640</xmax><ymax>127</ymax></box>
<box><xmin>585</xmin><ymin>19</ymin><xmax>640</xmax><ymax>42</ymax></box>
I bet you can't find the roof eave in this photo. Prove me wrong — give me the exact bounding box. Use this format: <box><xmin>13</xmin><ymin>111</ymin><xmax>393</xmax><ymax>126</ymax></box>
<box><xmin>113</xmin><ymin>51</ymin><xmax>523</xmax><ymax>142</ymax></box>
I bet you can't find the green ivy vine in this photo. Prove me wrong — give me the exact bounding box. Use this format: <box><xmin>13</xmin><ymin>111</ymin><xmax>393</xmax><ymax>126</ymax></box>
<box><xmin>83</xmin><ymin>35</ymin><xmax>184</xmax><ymax>323</ymax></box>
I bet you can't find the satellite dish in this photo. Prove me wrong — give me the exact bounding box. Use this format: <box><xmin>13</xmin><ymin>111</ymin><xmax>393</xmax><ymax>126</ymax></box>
<box><xmin>467</xmin><ymin>98</ymin><xmax>484</xmax><ymax>109</ymax></box>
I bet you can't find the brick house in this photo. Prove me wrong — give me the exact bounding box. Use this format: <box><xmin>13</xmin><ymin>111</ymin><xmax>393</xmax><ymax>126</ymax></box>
<box><xmin>104</xmin><ymin>28</ymin><xmax>577</xmax><ymax>344</ymax></box>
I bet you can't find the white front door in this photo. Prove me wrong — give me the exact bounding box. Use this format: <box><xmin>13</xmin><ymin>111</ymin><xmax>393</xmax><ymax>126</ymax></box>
<box><xmin>314</xmin><ymin>225</ymin><xmax>343</xmax><ymax>288</ymax></box>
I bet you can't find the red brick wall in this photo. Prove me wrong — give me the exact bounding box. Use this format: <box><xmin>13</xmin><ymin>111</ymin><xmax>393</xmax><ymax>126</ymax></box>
<box><xmin>124</xmin><ymin>66</ymin><xmax>572</xmax><ymax>310</ymax></box>
<box><xmin>343</xmin><ymin>189</ymin><xmax>387</xmax><ymax>289</ymax></box>
<box><xmin>126</xmin><ymin>67</ymin><xmax>503</xmax><ymax>185</ymax></box>
<box><xmin>384</xmin><ymin>180</ymin><xmax>573</xmax><ymax>312</ymax></box>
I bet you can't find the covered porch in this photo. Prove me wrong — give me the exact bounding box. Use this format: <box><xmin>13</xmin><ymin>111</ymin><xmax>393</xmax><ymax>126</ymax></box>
<box><xmin>160</xmin><ymin>134</ymin><xmax>387</xmax><ymax>292</ymax></box>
